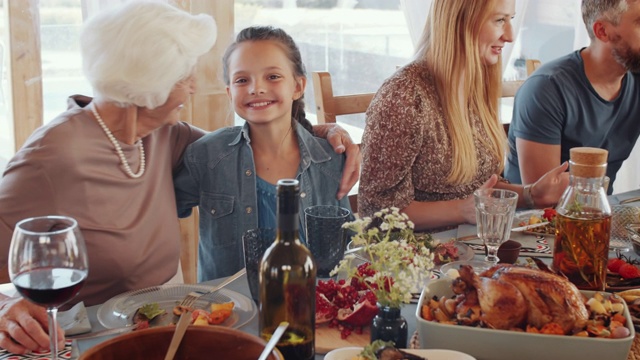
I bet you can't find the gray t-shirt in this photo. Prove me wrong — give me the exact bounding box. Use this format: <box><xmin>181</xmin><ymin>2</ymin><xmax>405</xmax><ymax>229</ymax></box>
<box><xmin>504</xmin><ymin>49</ymin><xmax>640</xmax><ymax>193</ymax></box>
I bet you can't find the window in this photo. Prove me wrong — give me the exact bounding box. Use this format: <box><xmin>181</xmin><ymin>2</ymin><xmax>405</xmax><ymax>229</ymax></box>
<box><xmin>234</xmin><ymin>0</ymin><xmax>411</xmax><ymax>142</ymax></box>
<box><xmin>40</xmin><ymin>0</ymin><xmax>91</xmax><ymax>124</ymax></box>
<box><xmin>0</xmin><ymin>0</ymin><xmax>91</xmax><ymax>171</ymax></box>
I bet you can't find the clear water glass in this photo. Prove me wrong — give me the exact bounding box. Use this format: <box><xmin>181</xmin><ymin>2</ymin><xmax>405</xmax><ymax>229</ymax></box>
<box><xmin>474</xmin><ymin>189</ymin><xmax>519</xmax><ymax>264</ymax></box>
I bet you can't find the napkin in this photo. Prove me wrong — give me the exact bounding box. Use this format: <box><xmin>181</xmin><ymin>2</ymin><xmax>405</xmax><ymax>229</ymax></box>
<box><xmin>58</xmin><ymin>302</ymin><xmax>91</xmax><ymax>336</ymax></box>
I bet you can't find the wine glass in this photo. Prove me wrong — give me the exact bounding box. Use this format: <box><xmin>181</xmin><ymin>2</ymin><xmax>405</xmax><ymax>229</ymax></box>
<box><xmin>8</xmin><ymin>216</ymin><xmax>88</xmax><ymax>360</ymax></box>
<box><xmin>474</xmin><ymin>189</ymin><xmax>519</xmax><ymax>264</ymax></box>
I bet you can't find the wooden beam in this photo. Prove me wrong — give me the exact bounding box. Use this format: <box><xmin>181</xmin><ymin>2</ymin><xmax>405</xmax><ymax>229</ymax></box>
<box><xmin>6</xmin><ymin>0</ymin><xmax>43</xmax><ymax>151</ymax></box>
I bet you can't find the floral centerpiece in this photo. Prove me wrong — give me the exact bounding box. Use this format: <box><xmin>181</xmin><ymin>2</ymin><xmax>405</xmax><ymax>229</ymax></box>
<box><xmin>331</xmin><ymin>207</ymin><xmax>435</xmax><ymax>308</ymax></box>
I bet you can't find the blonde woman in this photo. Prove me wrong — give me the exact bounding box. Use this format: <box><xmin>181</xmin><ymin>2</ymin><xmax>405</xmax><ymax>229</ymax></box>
<box><xmin>359</xmin><ymin>0</ymin><xmax>569</xmax><ymax>231</ymax></box>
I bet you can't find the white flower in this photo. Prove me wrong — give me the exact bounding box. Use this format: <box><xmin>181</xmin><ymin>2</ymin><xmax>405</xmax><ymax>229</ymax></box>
<box><xmin>337</xmin><ymin>207</ymin><xmax>435</xmax><ymax>308</ymax></box>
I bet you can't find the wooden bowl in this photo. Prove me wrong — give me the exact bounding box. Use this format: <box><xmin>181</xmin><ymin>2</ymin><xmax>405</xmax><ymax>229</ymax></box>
<box><xmin>78</xmin><ymin>325</ymin><xmax>283</xmax><ymax>360</ymax></box>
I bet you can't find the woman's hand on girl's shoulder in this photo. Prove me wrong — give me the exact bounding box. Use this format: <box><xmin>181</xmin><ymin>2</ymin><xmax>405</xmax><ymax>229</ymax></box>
<box><xmin>319</xmin><ymin>124</ymin><xmax>361</xmax><ymax>199</ymax></box>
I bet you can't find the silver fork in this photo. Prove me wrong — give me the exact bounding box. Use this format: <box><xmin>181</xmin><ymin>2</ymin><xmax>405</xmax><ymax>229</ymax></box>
<box><xmin>174</xmin><ymin>267</ymin><xmax>247</xmax><ymax>313</ymax></box>
<box><xmin>175</xmin><ymin>291</ymin><xmax>200</xmax><ymax>312</ymax></box>
<box><xmin>163</xmin><ymin>268</ymin><xmax>247</xmax><ymax>360</ymax></box>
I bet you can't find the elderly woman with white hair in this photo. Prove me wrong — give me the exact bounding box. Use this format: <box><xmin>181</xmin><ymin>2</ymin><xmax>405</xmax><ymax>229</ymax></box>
<box><xmin>0</xmin><ymin>1</ymin><xmax>358</xmax><ymax>354</ymax></box>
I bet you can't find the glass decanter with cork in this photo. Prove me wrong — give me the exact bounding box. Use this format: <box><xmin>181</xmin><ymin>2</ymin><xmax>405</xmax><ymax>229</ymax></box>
<box><xmin>552</xmin><ymin>147</ymin><xmax>611</xmax><ymax>291</ymax></box>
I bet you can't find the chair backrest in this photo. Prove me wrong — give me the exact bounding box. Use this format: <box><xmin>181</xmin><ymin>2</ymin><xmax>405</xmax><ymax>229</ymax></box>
<box><xmin>501</xmin><ymin>59</ymin><xmax>542</xmax><ymax>134</ymax></box>
<box><xmin>501</xmin><ymin>80</ymin><xmax>525</xmax><ymax>98</ymax></box>
<box><xmin>311</xmin><ymin>71</ymin><xmax>374</xmax><ymax>214</ymax></box>
<box><xmin>179</xmin><ymin>210</ymin><xmax>199</xmax><ymax>284</ymax></box>
<box><xmin>526</xmin><ymin>59</ymin><xmax>542</xmax><ymax>76</ymax></box>
<box><xmin>312</xmin><ymin>71</ymin><xmax>375</xmax><ymax>125</ymax></box>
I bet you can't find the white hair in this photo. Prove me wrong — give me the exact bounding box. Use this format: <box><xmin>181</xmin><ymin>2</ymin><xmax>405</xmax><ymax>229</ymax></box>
<box><xmin>80</xmin><ymin>0</ymin><xmax>217</xmax><ymax>109</ymax></box>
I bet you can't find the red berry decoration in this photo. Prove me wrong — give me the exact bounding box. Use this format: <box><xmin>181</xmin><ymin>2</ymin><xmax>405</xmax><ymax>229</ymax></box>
<box><xmin>607</xmin><ymin>258</ymin><xmax>626</xmax><ymax>273</ymax></box>
<box><xmin>542</xmin><ymin>208</ymin><xmax>557</xmax><ymax>222</ymax></box>
<box><xmin>618</xmin><ymin>263</ymin><xmax>640</xmax><ymax>279</ymax></box>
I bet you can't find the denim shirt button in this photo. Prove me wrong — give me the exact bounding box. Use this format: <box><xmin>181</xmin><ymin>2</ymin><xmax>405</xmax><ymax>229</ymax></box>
<box><xmin>300</xmin><ymin>192</ymin><xmax>306</xmax><ymax>198</ymax></box>
<box><xmin>245</xmin><ymin>207</ymin><xmax>253</xmax><ymax>214</ymax></box>
<box><xmin>210</xmin><ymin>209</ymin><xmax>216</xmax><ymax>215</ymax></box>
<box><xmin>245</xmin><ymin>169</ymin><xmax>252</xmax><ymax>176</ymax></box>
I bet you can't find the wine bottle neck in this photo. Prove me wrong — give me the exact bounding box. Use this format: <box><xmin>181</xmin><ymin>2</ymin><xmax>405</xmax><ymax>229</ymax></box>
<box><xmin>275</xmin><ymin>179</ymin><xmax>300</xmax><ymax>243</ymax></box>
<box><xmin>277</xmin><ymin>212</ymin><xmax>298</xmax><ymax>243</ymax></box>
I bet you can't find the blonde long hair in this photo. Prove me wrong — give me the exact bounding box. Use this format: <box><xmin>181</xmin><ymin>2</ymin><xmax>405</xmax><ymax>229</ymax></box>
<box><xmin>415</xmin><ymin>0</ymin><xmax>506</xmax><ymax>185</ymax></box>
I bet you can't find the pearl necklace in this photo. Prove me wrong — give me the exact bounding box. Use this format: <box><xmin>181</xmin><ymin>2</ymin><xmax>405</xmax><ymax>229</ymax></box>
<box><xmin>91</xmin><ymin>105</ymin><xmax>145</xmax><ymax>178</ymax></box>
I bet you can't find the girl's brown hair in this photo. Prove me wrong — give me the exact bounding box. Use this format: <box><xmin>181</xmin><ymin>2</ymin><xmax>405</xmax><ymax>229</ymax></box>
<box><xmin>222</xmin><ymin>26</ymin><xmax>314</xmax><ymax>134</ymax></box>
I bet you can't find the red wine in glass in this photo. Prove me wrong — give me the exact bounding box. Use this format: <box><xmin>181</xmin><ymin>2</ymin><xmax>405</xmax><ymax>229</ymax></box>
<box><xmin>13</xmin><ymin>268</ymin><xmax>87</xmax><ymax>308</ymax></box>
<box><xmin>9</xmin><ymin>216</ymin><xmax>88</xmax><ymax>360</ymax></box>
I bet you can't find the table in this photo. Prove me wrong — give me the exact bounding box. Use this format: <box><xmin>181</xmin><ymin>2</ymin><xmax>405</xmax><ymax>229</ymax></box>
<box><xmin>73</xmin><ymin>274</ymin><xmax>418</xmax><ymax>360</ymax></box>
<box><xmin>15</xmin><ymin>188</ymin><xmax>640</xmax><ymax>358</ymax></box>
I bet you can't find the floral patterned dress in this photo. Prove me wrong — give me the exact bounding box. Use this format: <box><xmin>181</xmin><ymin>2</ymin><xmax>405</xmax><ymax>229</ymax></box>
<box><xmin>358</xmin><ymin>60</ymin><xmax>502</xmax><ymax>226</ymax></box>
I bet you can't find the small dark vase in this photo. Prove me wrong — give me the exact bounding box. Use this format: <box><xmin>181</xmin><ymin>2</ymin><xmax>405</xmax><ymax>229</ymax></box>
<box><xmin>370</xmin><ymin>304</ymin><xmax>408</xmax><ymax>348</ymax></box>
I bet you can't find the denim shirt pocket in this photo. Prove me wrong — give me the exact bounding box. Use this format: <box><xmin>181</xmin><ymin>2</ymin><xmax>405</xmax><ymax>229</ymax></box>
<box><xmin>199</xmin><ymin>192</ymin><xmax>236</xmax><ymax>247</ymax></box>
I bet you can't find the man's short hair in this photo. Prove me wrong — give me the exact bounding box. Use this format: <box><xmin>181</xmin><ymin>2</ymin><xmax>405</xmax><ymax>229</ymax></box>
<box><xmin>582</xmin><ymin>0</ymin><xmax>629</xmax><ymax>40</ymax></box>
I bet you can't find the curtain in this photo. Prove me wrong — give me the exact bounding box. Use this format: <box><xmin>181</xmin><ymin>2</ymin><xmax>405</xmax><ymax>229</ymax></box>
<box><xmin>399</xmin><ymin>0</ymin><xmax>431</xmax><ymax>48</ymax></box>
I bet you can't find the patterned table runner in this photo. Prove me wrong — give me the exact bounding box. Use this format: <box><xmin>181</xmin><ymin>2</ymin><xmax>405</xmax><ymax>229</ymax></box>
<box><xmin>457</xmin><ymin>223</ymin><xmax>553</xmax><ymax>258</ymax></box>
<box><xmin>0</xmin><ymin>340</ymin><xmax>73</xmax><ymax>360</ymax></box>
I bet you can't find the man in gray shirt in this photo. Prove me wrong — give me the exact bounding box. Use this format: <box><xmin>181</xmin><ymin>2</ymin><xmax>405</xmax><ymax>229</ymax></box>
<box><xmin>504</xmin><ymin>0</ymin><xmax>640</xmax><ymax>194</ymax></box>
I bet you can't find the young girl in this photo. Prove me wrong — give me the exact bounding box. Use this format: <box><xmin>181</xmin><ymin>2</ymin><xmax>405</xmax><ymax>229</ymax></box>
<box><xmin>174</xmin><ymin>26</ymin><xmax>352</xmax><ymax>281</ymax></box>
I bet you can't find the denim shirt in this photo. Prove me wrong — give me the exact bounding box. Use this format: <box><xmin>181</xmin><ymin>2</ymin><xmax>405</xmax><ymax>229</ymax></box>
<box><xmin>174</xmin><ymin>123</ymin><xmax>352</xmax><ymax>282</ymax></box>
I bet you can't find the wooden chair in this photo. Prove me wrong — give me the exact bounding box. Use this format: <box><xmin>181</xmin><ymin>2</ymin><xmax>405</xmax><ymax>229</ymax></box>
<box><xmin>311</xmin><ymin>71</ymin><xmax>376</xmax><ymax>214</ymax></box>
<box><xmin>179</xmin><ymin>209</ymin><xmax>199</xmax><ymax>284</ymax></box>
<box><xmin>501</xmin><ymin>59</ymin><xmax>542</xmax><ymax>134</ymax></box>
<box><xmin>312</xmin><ymin>72</ymin><xmax>375</xmax><ymax>125</ymax></box>
<box><xmin>526</xmin><ymin>59</ymin><xmax>542</xmax><ymax>76</ymax></box>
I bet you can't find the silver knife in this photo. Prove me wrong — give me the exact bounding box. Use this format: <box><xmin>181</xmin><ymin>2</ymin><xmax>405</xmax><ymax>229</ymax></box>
<box><xmin>511</xmin><ymin>222</ymin><xmax>550</xmax><ymax>232</ymax></box>
<box><xmin>619</xmin><ymin>196</ymin><xmax>640</xmax><ymax>205</ymax></box>
<box><xmin>68</xmin><ymin>323</ymin><xmax>139</xmax><ymax>340</ymax></box>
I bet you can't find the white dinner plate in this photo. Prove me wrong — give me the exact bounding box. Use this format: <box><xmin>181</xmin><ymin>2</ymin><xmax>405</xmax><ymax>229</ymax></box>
<box><xmin>97</xmin><ymin>284</ymin><xmax>256</xmax><ymax>329</ymax></box>
<box><xmin>513</xmin><ymin>209</ymin><xmax>544</xmax><ymax>227</ymax></box>
<box><xmin>324</xmin><ymin>347</ymin><xmax>476</xmax><ymax>360</ymax></box>
<box><xmin>346</xmin><ymin>241</ymin><xmax>475</xmax><ymax>268</ymax></box>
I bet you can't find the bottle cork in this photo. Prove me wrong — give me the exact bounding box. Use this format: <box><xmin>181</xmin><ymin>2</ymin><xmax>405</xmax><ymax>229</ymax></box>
<box><xmin>569</xmin><ymin>147</ymin><xmax>608</xmax><ymax>178</ymax></box>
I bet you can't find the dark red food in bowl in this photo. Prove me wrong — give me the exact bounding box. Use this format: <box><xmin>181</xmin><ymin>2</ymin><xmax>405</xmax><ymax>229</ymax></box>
<box><xmin>78</xmin><ymin>325</ymin><xmax>283</xmax><ymax>360</ymax></box>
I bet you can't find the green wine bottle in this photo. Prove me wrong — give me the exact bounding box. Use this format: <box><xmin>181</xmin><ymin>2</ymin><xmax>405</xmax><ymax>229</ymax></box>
<box><xmin>259</xmin><ymin>179</ymin><xmax>316</xmax><ymax>360</ymax></box>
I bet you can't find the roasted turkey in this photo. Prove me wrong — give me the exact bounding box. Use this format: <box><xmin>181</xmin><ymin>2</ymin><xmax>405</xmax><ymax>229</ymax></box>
<box><xmin>454</xmin><ymin>264</ymin><xmax>589</xmax><ymax>334</ymax></box>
